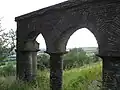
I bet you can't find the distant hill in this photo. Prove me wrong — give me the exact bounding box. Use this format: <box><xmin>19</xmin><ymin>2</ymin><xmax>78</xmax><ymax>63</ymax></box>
<box><xmin>39</xmin><ymin>47</ymin><xmax>98</xmax><ymax>53</ymax></box>
<box><xmin>81</xmin><ymin>47</ymin><xmax>98</xmax><ymax>53</ymax></box>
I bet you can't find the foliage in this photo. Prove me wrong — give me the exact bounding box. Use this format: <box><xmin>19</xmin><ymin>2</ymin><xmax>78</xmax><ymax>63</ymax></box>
<box><xmin>63</xmin><ymin>48</ymin><xmax>89</xmax><ymax>69</ymax></box>
<box><xmin>0</xmin><ymin>19</ymin><xmax>16</xmax><ymax>61</ymax></box>
<box><xmin>37</xmin><ymin>48</ymin><xmax>100</xmax><ymax>70</ymax></box>
<box><xmin>63</xmin><ymin>61</ymin><xmax>102</xmax><ymax>90</ymax></box>
<box><xmin>0</xmin><ymin>61</ymin><xmax>102</xmax><ymax>90</ymax></box>
<box><xmin>37</xmin><ymin>53</ymin><xmax>50</xmax><ymax>70</ymax></box>
<box><xmin>63</xmin><ymin>48</ymin><xmax>100</xmax><ymax>70</ymax></box>
<box><xmin>0</xmin><ymin>62</ymin><xmax>16</xmax><ymax>76</ymax></box>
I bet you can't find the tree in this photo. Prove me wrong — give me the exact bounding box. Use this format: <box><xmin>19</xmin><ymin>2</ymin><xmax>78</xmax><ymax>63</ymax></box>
<box><xmin>63</xmin><ymin>48</ymin><xmax>90</xmax><ymax>69</ymax></box>
<box><xmin>0</xmin><ymin>18</ymin><xmax>16</xmax><ymax>61</ymax></box>
<box><xmin>37</xmin><ymin>53</ymin><xmax>50</xmax><ymax>70</ymax></box>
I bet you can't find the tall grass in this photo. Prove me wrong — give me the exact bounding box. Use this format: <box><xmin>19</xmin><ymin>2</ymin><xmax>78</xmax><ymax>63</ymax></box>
<box><xmin>0</xmin><ymin>61</ymin><xmax>102</xmax><ymax>90</ymax></box>
<box><xmin>63</xmin><ymin>61</ymin><xmax>102</xmax><ymax>90</ymax></box>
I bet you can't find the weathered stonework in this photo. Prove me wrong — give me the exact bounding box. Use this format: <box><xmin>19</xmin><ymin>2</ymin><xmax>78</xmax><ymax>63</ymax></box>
<box><xmin>101</xmin><ymin>56</ymin><xmax>120</xmax><ymax>90</ymax></box>
<box><xmin>48</xmin><ymin>53</ymin><xmax>64</xmax><ymax>90</ymax></box>
<box><xmin>15</xmin><ymin>0</ymin><xmax>120</xmax><ymax>89</ymax></box>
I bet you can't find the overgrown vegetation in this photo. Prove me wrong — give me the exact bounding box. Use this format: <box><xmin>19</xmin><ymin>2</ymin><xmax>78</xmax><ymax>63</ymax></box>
<box><xmin>0</xmin><ymin>61</ymin><xmax>102</xmax><ymax>90</ymax></box>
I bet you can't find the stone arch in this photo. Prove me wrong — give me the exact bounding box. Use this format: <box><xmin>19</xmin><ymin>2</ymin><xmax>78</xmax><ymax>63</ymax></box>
<box><xmin>44</xmin><ymin>12</ymin><xmax>100</xmax><ymax>54</ymax></box>
<box><xmin>25</xmin><ymin>30</ymin><xmax>49</xmax><ymax>51</ymax></box>
<box><xmin>55</xmin><ymin>27</ymin><xmax>99</xmax><ymax>52</ymax></box>
<box><xmin>15</xmin><ymin>0</ymin><xmax>120</xmax><ymax>89</ymax></box>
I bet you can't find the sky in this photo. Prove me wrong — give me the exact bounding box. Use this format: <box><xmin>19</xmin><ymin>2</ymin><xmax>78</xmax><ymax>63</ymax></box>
<box><xmin>0</xmin><ymin>0</ymin><xmax>98</xmax><ymax>49</ymax></box>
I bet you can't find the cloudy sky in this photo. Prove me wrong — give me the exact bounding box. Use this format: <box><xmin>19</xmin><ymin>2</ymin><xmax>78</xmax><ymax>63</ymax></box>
<box><xmin>0</xmin><ymin>0</ymin><xmax>98</xmax><ymax>49</ymax></box>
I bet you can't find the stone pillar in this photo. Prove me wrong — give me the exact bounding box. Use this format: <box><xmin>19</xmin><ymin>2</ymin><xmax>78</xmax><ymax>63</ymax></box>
<box><xmin>16</xmin><ymin>40</ymin><xmax>39</xmax><ymax>81</ymax></box>
<box><xmin>32</xmin><ymin>52</ymin><xmax>38</xmax><ymax>80</ymax></box>
<box><xmin>100</xmin><ymin>56</ymin><xmax>120</xmax><ymax>90</ymax></box>
<box><xmin>47</xmin><ymin>52</ymin><xmax>66</xmax><ymax>90</ymax></box>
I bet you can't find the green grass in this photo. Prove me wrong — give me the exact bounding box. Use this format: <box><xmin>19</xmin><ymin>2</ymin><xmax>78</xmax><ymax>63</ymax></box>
<box><xmin>0</xmin><ymin>61</ymin><xmax>102</xmax><ymax>90</ymax></box>
<box><xmin>63</xmin><ymin>61</ymin><xmax>102</xmax><ymax>90</ymax></box>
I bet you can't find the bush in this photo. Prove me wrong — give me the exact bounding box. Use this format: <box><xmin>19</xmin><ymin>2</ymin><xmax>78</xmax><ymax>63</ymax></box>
<box><xmin>63</xmin><ymin>48</ymin><xmax>93</xmax><ymax>70</ymax></box>
<box><xmin>37</xmin><ymin>48</ymin><xmax>100</xmax><ymax>70</ymax></box>
<box><xmin>37</xmin><ymin>53</ymin><xmax>50</xmax><ymax>70</ymax></box>
<box><xmin>0</xmin><ymin>62</ymin><xmax>16</xmax><ymax>76</ymax></box>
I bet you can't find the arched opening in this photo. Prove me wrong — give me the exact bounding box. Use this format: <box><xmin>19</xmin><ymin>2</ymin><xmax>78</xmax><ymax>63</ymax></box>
<box><xmin>36</xmin><ymin>34</ymin><xmax>46</xmax><ymax>51</ymax></box>
<box><xmin>66</xmin><ymin>28</ymin><xmax>98</xmax><ymax>49</ymax></box>
<box><xmin>63</xmin><ymin>28</ymin><xmax>102</xmax><ymax>89</ymax></box>
<box><xmin>35</xmin><ymin>34</ymin><xmax>50</xmax><ymax>79</ymax></box>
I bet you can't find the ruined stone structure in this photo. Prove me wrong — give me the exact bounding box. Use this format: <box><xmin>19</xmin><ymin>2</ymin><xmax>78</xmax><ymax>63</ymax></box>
<box><xmin>15</xmin><ymin>0</ymin><xmax>120</xmax><ymax>89</ymax></box>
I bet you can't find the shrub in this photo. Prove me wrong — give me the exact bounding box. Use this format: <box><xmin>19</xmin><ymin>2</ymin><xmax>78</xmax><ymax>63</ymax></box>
<box><xmin>0</xmin><ymin>62</ymin><xmax>16</xmax><ymax>76</ymax></box>
<box><xmin>37</xmin><ymin>48</ymin><xmax>100</xmax><ymax>70</ymax></box>
<box><xmin>63</xmin><ymin>48</ymin><xmax>93</xmax><ymax>70</ymax></box>
<box><xmin>37</xmin><ymin>53</ymin><xmax>50</xmax><ymax>70</ymax></box>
